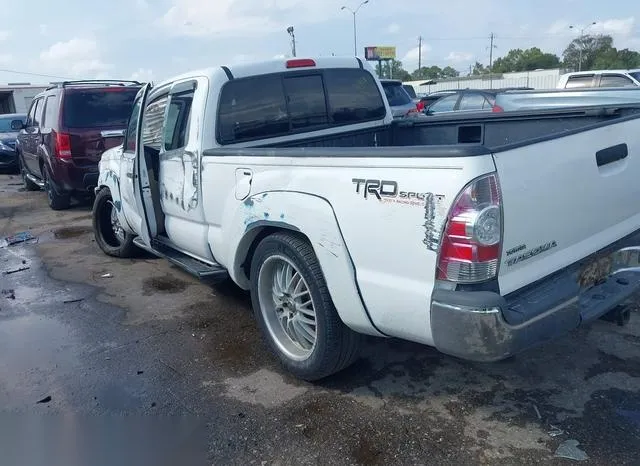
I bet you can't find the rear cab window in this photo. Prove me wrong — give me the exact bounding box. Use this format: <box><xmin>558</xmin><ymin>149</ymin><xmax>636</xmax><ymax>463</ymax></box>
<box><xmin>382</xmin><ymin>82</ymin><xmax>412</xmax><ymax>106</ymax></box>
<box><xmin>216</xmin><ymin>68</ymin><xmax>386</xmax><ymax>144</ymax></box>
<box><xmin>565</xmin><ymin>75</ymin><xmax>594</xmax><ymax>89</ymax></box>
<box><xmin>62</xmin><ymin>87</ymin><xmax>140</xmax><ymax>128</ymax></box>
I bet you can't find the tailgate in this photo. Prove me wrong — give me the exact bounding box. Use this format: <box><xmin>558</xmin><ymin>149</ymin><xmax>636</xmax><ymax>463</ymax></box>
<box><xmin>494</xmin><ymin>117</ymin><xmax>640</xmax><ymax>295</ymax></box>
<box><xmin>70</xmin><ymin>128</ymin><xmax>125</xmax><ymax>164</ymax></box>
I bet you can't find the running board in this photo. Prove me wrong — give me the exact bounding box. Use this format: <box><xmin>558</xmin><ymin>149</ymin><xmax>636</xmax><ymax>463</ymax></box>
<box><xmin>133</xmin><ymin>237</ymin><xmax>229</xmax><ymax>283</ymax></box>
<box><xmin>26</xmin><ymin>173</ymin><xmax>45</xmax><ymax>188</ymax></box>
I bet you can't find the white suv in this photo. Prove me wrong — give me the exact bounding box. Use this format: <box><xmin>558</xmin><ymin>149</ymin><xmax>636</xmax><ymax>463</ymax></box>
<box><xmin>557</xmin><ymin>69</ymin><xmax>640</xmax><ymax>89</ymax></box>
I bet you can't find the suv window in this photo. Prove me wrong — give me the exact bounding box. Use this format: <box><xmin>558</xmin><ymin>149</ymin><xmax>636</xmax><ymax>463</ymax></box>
<box><xmin>164</xmin><ymin>89</ymin><xmax>194</xmax><ymax>151</ymax></box>
<box><xmin>459</xmin><ymin>93</ymin><xmax>490</xmax><ymax>111</ymax></box>
<box><xmin>25</xmin><ymin>99</ymin><xmax>38</xmax><ymax>127</ymax></box>
<box><xmin>43</xmin><ymin>95</ymin><xmax>57</xmax><ymax>127</ymax></box>
<box><xmin>217</xmin><ymin>69</ymin><xmax>386</xmax><ymax>144</ymax></box>
<box><xmin>599</xmin><ymin>74</ymin><xmax>636</xmax><ymax>88</ymax></box>
<box><xmin>565</xmin><ymin>75</ymin><xmax>594</xmax><ymax>88</ymax></box>
<box><xmin>403</xmin><ymin>84</ymin><xmax>417</xmax><ymax>99</ymax></box>
<box><xmin>382</xmin><ymin>82</ymin><xmax>412</xmax><ymax>106</ymax></box>
<box><xmin>32</xmin><ymin>98</ymin><xmax>44</xmax><ymax>127</ymax></box>
<box><xmin>125</xmin><ymin>97</ymin><xmax>143</xmax><ymax>152</ymax></box>
<box><xmin>63</xmin><ymin>88</ymin><xmax>139</xmax><ymax>128</ymax></box>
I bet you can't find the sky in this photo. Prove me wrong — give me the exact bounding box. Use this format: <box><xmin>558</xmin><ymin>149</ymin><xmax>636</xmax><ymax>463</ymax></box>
<box><xmin>0</xmin><ymin>0</ymin><xmax>638</xmax><ymax>84</ymax></box>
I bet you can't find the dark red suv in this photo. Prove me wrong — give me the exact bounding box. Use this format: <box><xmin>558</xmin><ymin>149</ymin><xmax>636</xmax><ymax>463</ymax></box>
<box><xmin>16</xmin><ymin>80</ymin><xmax>142</xmax><ymax>210</ymax></box>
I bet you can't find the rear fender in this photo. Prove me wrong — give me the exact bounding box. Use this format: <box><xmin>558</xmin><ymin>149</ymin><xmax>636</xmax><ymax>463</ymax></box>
<box><xmin>224</xmin><ymin>191</ymin><xmax>384</xmax><ymax>337</ymax></box>
<box><xmin>96</xmin><ymin>150</ymin><xmax>134</xmax><ymax>234</ymax></box>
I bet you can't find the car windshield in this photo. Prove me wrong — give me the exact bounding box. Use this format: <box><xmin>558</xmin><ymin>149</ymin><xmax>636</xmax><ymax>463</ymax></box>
<box><xmin>0</xmin><ymin>115</ymin><xmax>25</xmax><ymax>132</ymax></box>
<box><xmin>63</xmin><ymin>88</ymin><xmax>139</xmax><ymax>128</ymax></box>
<box><xmin>382</xmin><ymin>83</ymin><xmax>412</xmax><ymax>106</ymax></box>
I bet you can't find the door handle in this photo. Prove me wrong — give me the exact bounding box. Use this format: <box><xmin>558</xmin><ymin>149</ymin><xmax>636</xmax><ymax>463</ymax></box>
<box><xmin>126</xmin><ymin>172</ymin><xmax>134</xmax><ymax>179</ymax></box>
<box><xmin>596</xmin><ymin>143</ymin><xmax>628</xmax><ymax>167</ymax></box>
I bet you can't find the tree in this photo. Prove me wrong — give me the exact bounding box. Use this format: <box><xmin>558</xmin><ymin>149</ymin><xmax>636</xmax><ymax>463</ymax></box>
<box><xmin>410</xmin><ymin>65</ymin><xmax>459</xmax><ymax>80</ymax></box>
<box><xmin>441</xmin><ymin>66</ymin><xmax>459</xmax><ymax>78</ymax></box>
<box><xmin>377</xmin><ymin>59</ymin><xmax>411</xmax><ymax>81</ymax></box>
<box><xmin>471</xmin><ymin>62</ymin><xmax>489</xmax><ymax>75</ymax></box>
<box><xmin>562</xmin><ymin>34</ymin><xmax>614</xmax><ymax>71</ymax></box>
<box><xmin>492</xmin><ymin>47</ymin><xmax>560</xmax><ymax>73</ymax></box>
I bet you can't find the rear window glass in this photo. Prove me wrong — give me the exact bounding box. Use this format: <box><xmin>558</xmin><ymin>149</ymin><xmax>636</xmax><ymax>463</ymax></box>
<box><xmin>217</xmin><ymin>68</ymin><xmax>385</xmax><ymax>144</ymax></box>
<box><xmin>62</xmin><ymin>88</ymin><xmax>139</xmax><ymax>128</ymax></box>
<box><xmin>382</xmin><ymin>82</ymin><xmax>412</xmax><ymax>106</ymax></box>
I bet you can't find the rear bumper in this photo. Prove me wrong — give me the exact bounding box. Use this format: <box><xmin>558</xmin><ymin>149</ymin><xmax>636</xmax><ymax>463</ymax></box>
<box><xmin>51</xmin><ymin>159</ymin><xmax>99</xmax><ymax>193</ymax></box>
<box><xmin>431</xmin><ymin>233</ymin><xmax>640</xmax><ymax>362</ymax></box>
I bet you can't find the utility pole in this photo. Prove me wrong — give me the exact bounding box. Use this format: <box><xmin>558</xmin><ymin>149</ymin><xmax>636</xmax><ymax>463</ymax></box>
<box><xmin>287</xmin><ymin>26</ymin><xmax>296</xmax><ymax>57</ymax></box>
<box><xmin>488</xmin><ymin>32</ymin><xmax>497</xmax><ymax>89</ymax></box>
<box><xmin>569</xmin><ymin>22</ymin><xmax>596</xmax><ymax>71</ymax></box>
<box><xmin>418</xmin><ymin>36</ymin><xmax>423</xmax><ymax>70</ymax></box>
<box><xmin>341</xmin><ymin>1</ymin><xmax>369</xmax><ymax>56</ymax></box>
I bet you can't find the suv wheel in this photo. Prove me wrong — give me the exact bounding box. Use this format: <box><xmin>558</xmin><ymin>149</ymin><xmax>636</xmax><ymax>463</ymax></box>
<box><xmin>18</xmin><ymin>155</ymin><xmax>39</xmax><ymax>191</ymax></box>
<box><xmin>250</xmin><ymin>232</ymin><xmax>363</xmax><ymax>381</ymax></box>
<box><xmin>92</xmin><ymin>187</ymin><xmax>137</xmax><ymax>258</ymax></box>
<box><xmin>43</xmin><ymin>165</ymin><xmax>70</xmax><ymax>210</ymax></box>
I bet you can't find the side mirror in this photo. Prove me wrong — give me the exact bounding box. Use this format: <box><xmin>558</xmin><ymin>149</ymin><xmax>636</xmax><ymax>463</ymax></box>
<box><xmin>10</xmin><ymin>120</ymin><xmax>24</xmax><ymax>131</ymax></box>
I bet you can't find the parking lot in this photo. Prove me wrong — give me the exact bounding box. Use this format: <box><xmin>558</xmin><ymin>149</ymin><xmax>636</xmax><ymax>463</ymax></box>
<box><xmin>1</xmin><ymin>172</ymin><xmax>640</xmax><ymax>464</ymax></box>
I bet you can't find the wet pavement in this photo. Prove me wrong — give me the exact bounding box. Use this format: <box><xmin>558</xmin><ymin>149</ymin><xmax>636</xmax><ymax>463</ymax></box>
<box><xmin>1</xmin><ymin>173</ymin><xmax>640</xmax><ymax>465</ymax></box>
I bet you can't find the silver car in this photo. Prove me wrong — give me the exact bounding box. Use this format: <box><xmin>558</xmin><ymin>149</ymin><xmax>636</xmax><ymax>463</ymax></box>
<box><xmin>380</xmin><ymin>79</ymin><xmax>419</xmax><ymax>119</ymax></box>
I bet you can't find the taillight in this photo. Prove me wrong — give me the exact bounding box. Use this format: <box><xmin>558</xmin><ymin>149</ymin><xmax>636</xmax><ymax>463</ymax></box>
<box><xmin>492</xmin><ymin>104</ymin><xmax>504</xmax><ymax>113</ymax></box>
<box><xmin>416</xmin><ymin>101</ymin><xmax>425</xmax><ymax>112</ymax></box>
<box><xmin>286</xmin><ymin>59</ymin><xmax>316</xmax><ymax>68</ymax></box>
<box><xmin>436</xmin><ymin>173</ymin><xmax>502</xmax><ymax>283</ymax></box>
<box><xmin>54</xmin><ymin>132</ymin><xmax>72</xmax><ymax>159</ymax></box>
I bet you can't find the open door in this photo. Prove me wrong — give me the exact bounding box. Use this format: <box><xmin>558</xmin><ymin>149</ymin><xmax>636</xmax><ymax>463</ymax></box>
<box><xmin>132</xmin><ymin>83</ymin><xmax>157</xmax><ymax>248</ymax></box>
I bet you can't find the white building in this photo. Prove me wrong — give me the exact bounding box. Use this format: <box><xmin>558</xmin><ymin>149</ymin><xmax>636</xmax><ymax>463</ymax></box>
<box><xmin>0</xmin><ymin>83</ymin><xmax>50</xmax><ymax>114</ymax></box>
<box><xmin>404</xmin><ymin>68</ymin><xmax>565</xmax><ymax>95</ymax></box>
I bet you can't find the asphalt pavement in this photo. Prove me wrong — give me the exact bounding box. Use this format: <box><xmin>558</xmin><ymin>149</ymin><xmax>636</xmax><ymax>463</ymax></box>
<box><xmin>1</xmin><ymin>173</ymin><xmax>640</xmax><ymax>465</ymax></box>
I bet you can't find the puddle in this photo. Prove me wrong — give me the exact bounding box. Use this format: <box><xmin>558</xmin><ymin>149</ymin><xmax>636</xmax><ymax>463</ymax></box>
<box><xmin>53</xmin><ymin>226</ymin><xmax>93</xmax><ymax>240</ymax></box>
<box><xmin>142</xmin><ymin>275</ymin><xmax>189</xmax><ymax>294</ymax></box>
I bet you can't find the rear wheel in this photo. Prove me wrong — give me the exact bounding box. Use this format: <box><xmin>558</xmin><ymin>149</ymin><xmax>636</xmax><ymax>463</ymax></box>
<box><xmin>92</xmin><ymin>187</ymin><xmax>137</xmax><ymax>258</ymax></box>
<box><xmin>250</xmin><ymin>232</ymin><xmax>362</xmax><ymax>381</ymax></box>
<box><xmin>43</xmin><ymin>166</ymin><xmax>70</xmax><ymax>210</ymax></box>
<box><xmin>18</xmin><ymin>155</ymin><xmax>39</xmax><ymax>191</ymax></box>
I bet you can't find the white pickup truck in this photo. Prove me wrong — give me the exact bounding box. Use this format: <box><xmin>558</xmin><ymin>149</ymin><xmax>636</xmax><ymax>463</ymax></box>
<box><xmin>93</xmin><ymin>56</ymin><xmax>640</xmax><ymax>381</ymax></box>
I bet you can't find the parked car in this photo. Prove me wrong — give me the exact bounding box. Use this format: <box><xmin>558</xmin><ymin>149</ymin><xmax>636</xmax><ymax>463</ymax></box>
<box><xmin>380</xmin><ymin>79</ymin><xmax>420</xmax><ymax>118</ymax></box>
<box><xmin>416</xmin><ymin>90</ymin><xmax>459</xmax><ymax>110</ymax></box>
<box><xmin>557</xmin><ymin>69</ymin><xmax>640</xmax><ymax>89</ymax></box>
<box><xmin>16</xmin><ymin>80</ymin><xmax>143</xmax><ymax>210</ymax></box>
<box><xmin>95</xmin><ymin>56</ymin><xmax>640</xmax><ymax>382</ymax></box>
<box><xmin>424</xmin><ymin>89</ymin><xmax>500</xmax><ymax>115</ymax></box>
<box><xmin>0</xmin><ymin>113</ymin><xmax>26</xmax><ymax>172</ymax></box>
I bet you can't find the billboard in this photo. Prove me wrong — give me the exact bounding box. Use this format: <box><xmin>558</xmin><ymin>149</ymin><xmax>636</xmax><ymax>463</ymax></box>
<box><xmin>364</xmin><ymin>46</ymin><xmax>396</xmax><ymax>61</ymax></box>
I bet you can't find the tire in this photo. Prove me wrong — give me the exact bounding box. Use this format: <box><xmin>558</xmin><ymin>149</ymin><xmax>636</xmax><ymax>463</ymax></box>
<box><xmin>250</xmin><ymin>232</ymin><xmax>362</xmax><ymax>381</ymax></box>
<box><xmin>18</xmin><ymin>154</ymin><xmax>39</xmax><ymax>191</ymax></box>
<box><xmin>92</xmin><ymin>187</ymin><xmax>137</xmax><ymax>258</ymax></box>
<box><xmin>43</xmin><ymin>165</ymin><xmax>70</xmax><ymax>210</ymax></box>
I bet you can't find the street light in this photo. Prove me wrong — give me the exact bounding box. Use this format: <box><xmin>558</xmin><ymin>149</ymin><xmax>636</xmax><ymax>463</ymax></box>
<box><xmin>287</xmin><ymin>26</ymin><xmax>296</xmax><ymax>57</ymax></box>
<box><xmin>569</xmin><ymin>22</ymin><xmax>597</xmax><ymax>71</ymax></box>
<box><xmin>341</xmin><ymin>0</ymin><xmax>369</xmax><ymax>56</ymax></box>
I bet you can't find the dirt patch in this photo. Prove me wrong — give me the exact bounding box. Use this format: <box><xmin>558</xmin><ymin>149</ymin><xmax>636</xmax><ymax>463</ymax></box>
<box><xmin>54</xmin><ymin>226</ymin><xmax>93</xmax><ymax>239</ymax></box>
<box><xmin>142</xmin><ymin>275</ymin><xmax>189</xmax><ymax>295</ymax></box>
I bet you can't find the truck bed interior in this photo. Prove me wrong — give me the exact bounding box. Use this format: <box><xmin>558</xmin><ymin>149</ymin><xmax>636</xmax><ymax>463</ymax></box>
<box><xmin>211</xmin><ymin>105</ymin><xmax>640</xmax><ymax>157</ymax></box>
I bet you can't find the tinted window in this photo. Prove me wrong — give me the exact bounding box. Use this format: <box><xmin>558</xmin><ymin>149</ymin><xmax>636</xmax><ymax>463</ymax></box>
<box><xmin>428</xmin><ymin>94</ymin><xmax>458</xmax><ymax>113</ymax></box>
<box><xmin>459</xmin><ymin>93</ymin><xmax>493</xmax><ymax>111</ymax></box>
<box><xmin>382</xmin><ymin>82</ymin><xmax>412</xmax><ymax>106</ymax></box>
<box><xmin>323</xmin><ymin>69</ymin><xmax>386</xmax><ymax>123</ymax></box>
<box><xmin>124</xmin><ymin>97</ymin><xmax>142</xmax><ymax>152</ymax></box>
<box><xmin>218</xmin><ymin>74</ymin><xmax>288</xmax><ymax>143</ymax></box>
<box><xmin>565</xmin><ymin>75</ymin><xmax>594</xmax><ymax>89</ymax></box>
<box><xmin>164</xmin><ymin>90</ymin><xmax>194</xmax><ymax>151</ymax></box>
<box><xmin>599</xmin><ymin>74</ymin><xmax>636</xmax><ymax>88</ymax></box>
<box><xmin>0</xmin><ymin>115</ymin><xmax>25</xmax><ymax>132</ymax></box>
<box><xmin>43</xmin><ymin>95</ymin><xmax>57</xmax><ymax>127</ymax></box>
<box><xmin>33</xmin><ymin>98</ymin><xmax>44</xmax><ymax>127</ymax></box>
<box><xmin>403</xmin><ymin>84</ymin><xmax>417</xmax><ymax>99</ymax></box>
<box><xmin>283</xmin><ymin>75</ymin><xmax>328</xmax><ymax>130</ymax></box>
<box><xmin>142</xmin><ymin>95</ymin><xmax>168</xmax><ymax>151</ymax></box>
<box><xmin>629</xmin><ymin>72</ymin><xmax>640</xmax><ymax>83</ymax></box>
<box><xmin>63</xmin><ymin>88</ymin><xmax>139</xmax><ymax>128</ymax></box>
<box><xmin>25</xmin><ymin>100</ymin><xmax>38</xmax><ymax>126</ymax></box>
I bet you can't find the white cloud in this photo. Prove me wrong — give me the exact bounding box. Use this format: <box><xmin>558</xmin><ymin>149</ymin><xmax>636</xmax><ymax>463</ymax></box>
<box><xmin>130</xmin><ymin>68</ymin><xmax>154</xmax><ymax>82</ymax></box>
<box><xmin>402</xmin><ymin>44</ymin><xmax>433</xmax><ymax>71</ymax></box>
<box><xmin>0</xmin><ymin>31</ymin><xmax>9</xmax><ymax>41</ymax></box>
<box><xmin>445</xmin><ymin>51</ymin><xmax>473</xmax><ymax>63</ymax></box>
<box><xmin>546</xmin><ymin>20</ymin><xmax>571</xmax><ymax>36</ymax></box>
<box><xmin>39</xmin><ymin>24</ymin><xmax>48</xmax><ymax>36</ymax></box>
<box><xmin>387</xmin><ymin>23</ymin><xmax>400</xmax><ymax>34</ymax></box>
<box><xmin>39</xmin><ymin>38</ymin><xmax>112</xmax><ymax>78</ymax></box>
<box><xmin>158</xmin><ymin>0</ymin><xmax>356</xmax><ymax>37</ymax></box>
<box><xmin>593</xmin><ymin>17</ymin><xmax>635</xmax><ymax>36</ymax></box>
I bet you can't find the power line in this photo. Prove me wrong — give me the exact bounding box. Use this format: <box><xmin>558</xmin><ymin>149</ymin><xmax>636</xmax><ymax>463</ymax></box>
<box><xmin>0</xmin><ymin>68</ymin><xmax>71</xmax><ymax>80</ymax></box>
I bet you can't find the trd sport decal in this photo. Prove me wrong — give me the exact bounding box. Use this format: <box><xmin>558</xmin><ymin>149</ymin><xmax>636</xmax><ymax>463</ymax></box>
<box><xmin>352</xmin><ymin>178</ymin><xmax>444</xmax><ymax>207</ymax></box>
